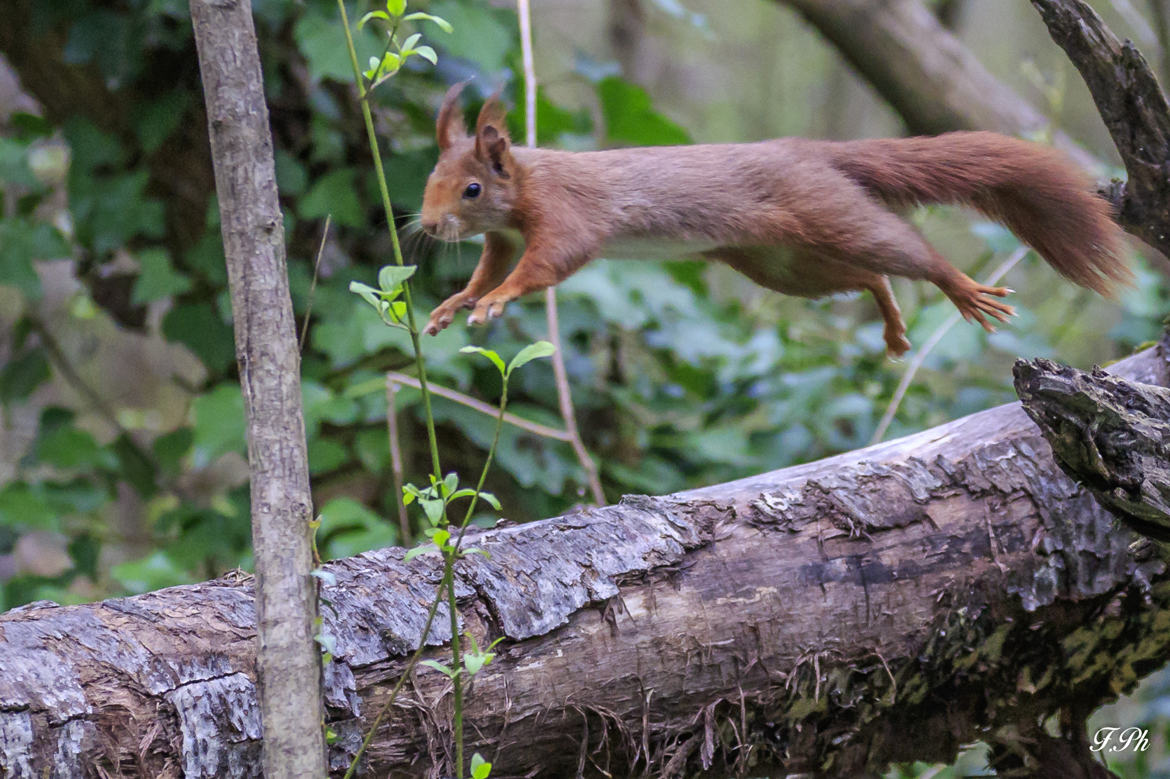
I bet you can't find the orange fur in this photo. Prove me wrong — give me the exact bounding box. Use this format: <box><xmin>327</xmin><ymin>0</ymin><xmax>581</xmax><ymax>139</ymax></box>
<box><xmin>419</xmin><ymin>84</ymin><xmax>1130</xmax><ymax>356</ymax></box>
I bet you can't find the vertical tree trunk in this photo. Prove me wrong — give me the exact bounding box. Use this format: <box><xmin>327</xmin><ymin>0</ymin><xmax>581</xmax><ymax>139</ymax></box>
<box><xmin>188</xmin><ymin>1</ymin><xmax>326</xmax><ymax>776</ymax></box>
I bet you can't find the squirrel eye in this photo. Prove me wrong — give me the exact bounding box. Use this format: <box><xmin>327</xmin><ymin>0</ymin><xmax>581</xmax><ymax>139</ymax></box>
<box><xmin>463</xmin><ymin>182</ymin><xmax>482</xmax><ymax>199</ymax></box>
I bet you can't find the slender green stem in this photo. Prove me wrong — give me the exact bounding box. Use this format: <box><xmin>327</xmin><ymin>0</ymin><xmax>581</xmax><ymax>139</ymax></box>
<box><xmin>343</xmin><ymin>384</ymin><xmax>508</xmax><ymax>778</ymax></box>
<box><xmin>454</xmin><ymin>383</ymin><xmax>508</xmax><ymax>546</ymax></box>
<box><xmin>336</xmin><ymin>7</ymin><xmax>517</xmax><ymax>776</ymax></box>
<box><xmin>341</xmin><ymin>579</ymin><xmax>445</xmax><ymax>779</ymax></box>
<box><xmin>367</xmin><ymin>19</ymin><xmax>401</xmax><ymax>93</ymax></box>
<box><xmin>446</xmin><ymin>561</ymin><xmax>464</xmax><ymax>776</ymax></box>
<box><xmin>337</xmin><ymin>0</ymin><xmax>442</xmax><ymax>480</ymax></box>
<box><xmin>445</xmin><ymin>383</ymin><xmax>508</xmax><ymax>778</ymax></box>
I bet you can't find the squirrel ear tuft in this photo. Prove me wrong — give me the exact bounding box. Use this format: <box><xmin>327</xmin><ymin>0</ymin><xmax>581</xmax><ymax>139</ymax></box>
<box><xmin>475</xmin><ymin>92</ymin><xmax>512</xmax><ymax>177</ymax></box>
<box><xmin>436</xmin><ymin>81</ymin><xmax>469</xmax><ymax>151</ymax></box>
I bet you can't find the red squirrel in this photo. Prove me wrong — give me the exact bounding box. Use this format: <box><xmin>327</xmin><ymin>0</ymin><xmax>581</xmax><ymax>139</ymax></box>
<box><xmin>419</xmin><ymin>83</ymin><xmax>1129</xmax><ymax>356</ymax></box>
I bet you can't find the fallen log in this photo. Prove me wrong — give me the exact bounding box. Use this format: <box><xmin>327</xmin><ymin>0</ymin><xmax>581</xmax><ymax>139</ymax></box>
<box><xmin>1</xmin><ymin>344</ymin><xmax>1167</xmax><ymax>777</ymax></box>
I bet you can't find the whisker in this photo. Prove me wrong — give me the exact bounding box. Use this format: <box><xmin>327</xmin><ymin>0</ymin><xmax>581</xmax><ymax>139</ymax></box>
<box><xmin>401</xmin><ymin>214</ymin><xmax>424</xmax><ymax>235</ymax></box>
<box><xmin>403</xmin><ymin>228</ymin><xmax>430</xmax><ymax>261</ymax></box>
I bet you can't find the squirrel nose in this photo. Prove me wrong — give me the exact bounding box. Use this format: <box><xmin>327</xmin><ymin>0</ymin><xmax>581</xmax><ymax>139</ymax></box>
<box><xmin>421</xmin><ymin>219</ymin><xmax>438</xmax><ymax>236</ymax></box>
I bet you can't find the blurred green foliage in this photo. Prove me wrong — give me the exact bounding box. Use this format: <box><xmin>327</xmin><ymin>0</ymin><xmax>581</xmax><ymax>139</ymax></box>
<box><xmin>0</xmin><ymin>1</ymin><xmax>1168</xmax><ymax>775</ymax></box>
<box><xmin>0</xmin><ymin>0</ymin><xmax>1164</xmax><ymax>621</ymax></box>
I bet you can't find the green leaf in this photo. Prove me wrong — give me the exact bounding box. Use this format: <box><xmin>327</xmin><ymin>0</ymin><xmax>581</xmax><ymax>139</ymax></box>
<box><xmin>401</xmin><ymin>33</ymin><xmax>422</xmax><ymax>53</ymax></box>
<box><xmin>598</xmin><ymin>76</ymin><xmax>691</xmax><ymax>146</ymax></box>
<box><xmin>308</xmin><ymin>437</ymin><xmax>349</xmax><ymax>475</ymax></box>
<box><xmin>377</xmin><ymin>264</ymin><xmax>417</xmax><ymax>292</ymax></box>
<box><xmin>0</xmin><ymin>350</ymin><xmax>50</xmax><ymax>406</ymax></box>
<box><xmin>419</xmin><ymin>659</ymin><xmax>455</xmax><ymax>678</ymax></box>
<box><xmin>419</xmin><ymin>497</ymin><xmax>444</xmax><ymax>525</ymax></box>
<box><xmin>274</xmin><ymin>149</ymin><xmax>308</xmax><ymax>196</ymax></box>
<box><xmin>403</xmin><ymin>12</ymin><xmax>453</xmax><ymax>33</ymax></box>
<box><xmin>0</xmin><ymin>482</ymin><xmax>57</xmax><ymax>531</ymax></box>
<box><xmin>132</xmin><ymin>247</ymin><xmax>192</xmax><ymax>304</ymax></box>
<box><xmin>131</xmin><ymin>90</ymin><xmax>188</xmax><ymax>154</ymax></box>
<box><xmin>162</xmin><ymin>303</ymin><xmax>236</xmax><ymax>372</ymax></box>
<box><xmin>460</xmin><ymin>546</ymin><xmax>490</xmax><ymax>559</ymax></box>
<box><xmin>471</xmin><ymin>753</ymin><xmax>492</xmax><ymax>779</ymax></box>
<box><xmin>34</xmin><ymin>427</ymin><xmax>114</xmax><ymax>471</ymax></box>
<box><xmin>464</xmin><ymin>647</ymin><xmax>494</xmax><ymax>676</ymax></box>
<box><xmin>413</xmin><ymin>45</ymin><xmax>437</xmax><ymax>65</ymax></box>
<box><xmin>153</xmin><ymin>427</ymin><xmax>193</xmax><ymax>476</ymax></box>
<box><xmin>379</xmin><ymin>52</ymin><xmax>401</xmax><ymax>76</ymax></box>
<box><xmin>441</xmin><ymin>472</ymin><xmax>459</xmax><ymax>497</ymax></box>
<box><xmin>432</xmin><ymin>528</ymin><xmax>450</xmax><ymax>548</ymax></box>
<box><xmin>460</xmin><ymin>345</ymin><xmax>506</xmax><ymax>376</ymax></box>
<box><xmin>402</xmin><ymin>545</ymin><xmax>430</xmax><ymax>562</ymax></box>
<box><xmin>310</xmin><ymin>568</ymin><xmax>338</xmax><ymax>587</ymax></box>
<box><xmin>72</xmin><ymin>169</ymin><xmax>165</xmax><ymax>253</ymax></box>
<box><xmin>300</xmin><ymin>168</ymin><xmax>363</xmax><ymax>228</ymax></box>
<box><xmin>358</xmin><ymin>10</ymin><xmax>390</xmax><ymax>29</ymax></box>
<box><xmin>113</xmin><ymin>433</ymin><xmax>157</xmax><ymax>498</ymax></box>
<box><xmin>367</xmin><ymin>52</ymin><xmax>401</xmax><ymax>82</ymax></box>
<box><xmin>387</xmin><ymin>0</ymin><xmax>407</xmax><ymax>17</ymax></box>
<box><xmin>318</xmin><ymin>497</ymin><xmax>397</xmax><ymax>559</ymax></box>
<box><xmin>506</xmin><ymin>340</ymin><xmax>556</xmax><ymax>376</ymax></box>
<box><xmin>302</xmin><ymin>379</ymin><xmax>360</xmax><ymax>435</ymax></box>
<box><xmin>0</xmin><ymin>218</ymin><xmax>70</xmax><ymax>298</ymax></box>
<box><xmin>349</xmin><ymin>281</ymin><xmax>382</xmax><ymax>311</ymax></box>
<box><xmin>112</xmin><ymin>550</ymin><xmax>192</xmax><ymax>595</ymax></box>
<box><xmin>427</xmin><ymin>0</ymin><xmax>513</xmax><ymax>71</ymax></box>
<box><xmin>448</xmin><ymin>489</ymin><xmax>501</xmax><ymax>511</ymax></box>
<box><xmin>364</xmin><ymin>56</ymin><xmax>380</xmax><ymax>80</ymax></box>
<box><xmin>190</xmin><ymin>382</ymin><xmax>246</xmax><ymax>467</ymax></box>
<box><xmin>295</xmin><ymin>14</ymin><xmax>367</xmax><ymax>83</ymax></box>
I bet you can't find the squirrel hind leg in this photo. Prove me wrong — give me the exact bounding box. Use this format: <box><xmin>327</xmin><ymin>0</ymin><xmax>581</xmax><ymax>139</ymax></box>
<box><xmin>866</xmin><ymin>277</ymin><xmax>911</xmax><ymax>358</ymax></box>
<box><xmin>711</xmin><ymin>247</ymin><xmax>912</xmax><ymax>357</ymax></box>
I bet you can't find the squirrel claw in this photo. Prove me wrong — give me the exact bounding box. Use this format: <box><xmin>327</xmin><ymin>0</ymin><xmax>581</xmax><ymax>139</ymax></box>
<box><xmin>469</xmin><ymin>298</ymin><xmax>508</xmax><ymax>324</ymax></box>
<box><xmin>424</xmin><ymin>311</ymin><xmax>454</xmax><ymax>336</ymax></box>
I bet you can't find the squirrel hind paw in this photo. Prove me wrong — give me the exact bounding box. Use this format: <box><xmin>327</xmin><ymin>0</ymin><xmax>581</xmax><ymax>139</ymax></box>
<box><xmin>945</xmin><ymin>281</ymin><xmax>1016</xmax><ymax>331</ymax></box>
<box><xmin>885</xmin><ymin>332</ymin><xmax>912</xmax><ymax>358</ymax></box>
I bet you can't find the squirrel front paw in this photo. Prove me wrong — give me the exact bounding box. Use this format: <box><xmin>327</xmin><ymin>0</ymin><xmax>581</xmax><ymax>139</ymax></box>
<box><xmin>424</xmin><ymin>294</ymin><xmax>476</xmax><ymax>336</ymax></box>
<box><xmin>467</xmin><ymin>296</ymin><xmax>509</xmax><ymax>325</ymax></box>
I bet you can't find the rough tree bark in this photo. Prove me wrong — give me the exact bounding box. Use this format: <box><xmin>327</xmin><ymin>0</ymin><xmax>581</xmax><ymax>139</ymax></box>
<box><xmin>1</xmin><ymin>344</ymin><xmax>1167</xmax><ymax>777</ymax></box>
<box><xmin>188</xmin><ymin>1</ymin><xmax>326</xmax><ymax>776</ymax></box>
<box><xmin>1016</xmin><ymin>358</ymin><xmax>1170</xmax><ymax>542</ymax></box>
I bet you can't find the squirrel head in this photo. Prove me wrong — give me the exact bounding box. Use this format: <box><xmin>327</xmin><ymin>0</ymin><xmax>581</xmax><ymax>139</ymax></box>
<box><xmin>421</xmin><ymin>82</ymin><xmax>517</xmax><ymax>241</ymax></box>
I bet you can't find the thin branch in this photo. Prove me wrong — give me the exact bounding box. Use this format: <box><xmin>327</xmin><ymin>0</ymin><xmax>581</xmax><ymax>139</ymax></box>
<box><xmin>779</xmin><ymin>0</ymin><xmax>1104</xmax><ymax>171</ymax></box>
<box><xmin>190</xmin><ymin>0</ymin><xmax>325</xmax><ymax>772</ymax></box>
<box><xmin>26</xmin><ymin>317</ymin><xmax>126</xmax><ymax>436</ymax></box>
<box><xmin>385</xmin><ymin>377</ymin><xmax>411</xmax><ymax>546</ymax></box>
<box><xmin>1031</xmin><ymin>0</ymin><xmax>1170</xmax><ymax>255</ymax></box>
<box><xmin>870</xmin><ymin>247</ymin><xmax>1029</xmax><ymax>444</ymax></box>
<box><xmin>1149</xmin><ymin>0</ymin><xmax>1170</xmax><ymax>86</ymax></box>
<box><xmin>519</xmin><ymin>0</ymin><xmax>537</xmax><ymax>152</ymax></box>
<box><xmin>299</xmin><ymin>214</ymin><xmax>331</xmax><ymax>353</ymax></box>
<box><xmin>1110</xmin><ymin>0</ymin><xmax>1159</xmax><ymax>48</ymax></box>
<box><xmin>25</xmin><ymin>316</ymin><xmax>155</xmax><ymax>468</ymax></box>
<box><xmin>386</xmin><ymin>371</ymin><xmax>572</xmax><ymax>442</ymax></box>
<box><xmin>517</xmin><ymin>0</ymin><xmax>606</xmax><ymax>505</ymax></box>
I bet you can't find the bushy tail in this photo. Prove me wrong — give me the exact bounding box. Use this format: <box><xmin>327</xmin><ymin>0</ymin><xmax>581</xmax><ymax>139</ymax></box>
<box><xmin>826</xmin><ymin>132</ymin><xmax>1130</xmax><ymax>295</ymax></box>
